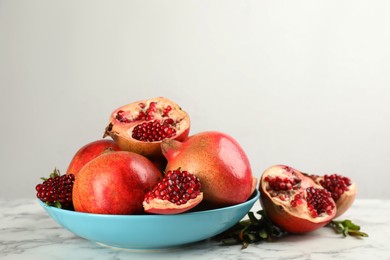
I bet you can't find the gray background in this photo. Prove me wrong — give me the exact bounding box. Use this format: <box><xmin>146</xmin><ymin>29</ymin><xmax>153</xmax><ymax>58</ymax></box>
<box><xmin>1</xmin><ymin>0</ymin><xmax>389</xmax><ymax>199</ymax></box>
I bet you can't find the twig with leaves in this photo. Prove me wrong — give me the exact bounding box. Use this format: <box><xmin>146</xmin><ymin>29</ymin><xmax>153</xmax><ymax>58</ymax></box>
<box><xmin>214</xmin><ymin>210</ymin><xmax>368</xmax><ymax>249</ymax></box>
<box><xmin>327</xmin><ymin>219</ymin><xmax>368</xmax><ymax>238</ymax></box>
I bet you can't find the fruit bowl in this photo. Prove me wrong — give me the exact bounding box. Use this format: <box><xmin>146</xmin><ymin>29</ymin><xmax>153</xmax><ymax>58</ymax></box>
<box><xmin>38</xmin><ymin>189</ymin><xmax>260</xmax><ymax>250</ymax></box>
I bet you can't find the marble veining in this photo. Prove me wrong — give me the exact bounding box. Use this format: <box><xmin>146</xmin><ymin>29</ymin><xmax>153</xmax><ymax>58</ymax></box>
<box><xmin>1</xmin><ymin>199</ymin><xmax>389</xmax><ymax>260</ymax></box>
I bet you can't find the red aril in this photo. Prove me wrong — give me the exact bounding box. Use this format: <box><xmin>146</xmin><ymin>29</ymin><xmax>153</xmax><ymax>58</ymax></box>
<box><xmin>66</xmin><ymin>139</ymin><xmax>121</xmax><ymax>177</ymax></box>
<box><xmin>103</xmin><ymin>97</ymin><xmax>190</xmax><ymax>159</ymax></box>
<box><xmin>143</xmin><ymin>169</ymin><xmax>203</xmax><ymax>214</ymax></box>
<box><xmin>162</xmin><ymin>131</ymin><xmax>255</xmax><ymax>207</ymax></box>
<box><xmin>259</xmin><ymin>165</ymin><xmax>336</xmax><ymax>233</ymax></box>
<box><xmin>303</xmin><ymin>173</ymin><xmax>357</xmax><ymax>218</ymax></box>
<box><xmin>36</xmin><ymin>168</ymin><xmax>75</xmax><ymax>210</ymax></box>
<box><xmin>72</xmin><ymin>151</ymin><xmax>162</xmax><ymax>215</ymax></box>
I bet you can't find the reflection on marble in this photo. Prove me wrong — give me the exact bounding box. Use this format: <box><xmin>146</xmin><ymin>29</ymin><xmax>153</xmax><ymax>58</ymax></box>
<box><xmin>1</xmin><ymin>199</ymin><xmax>390</xmax><ymax>260</ymax></box>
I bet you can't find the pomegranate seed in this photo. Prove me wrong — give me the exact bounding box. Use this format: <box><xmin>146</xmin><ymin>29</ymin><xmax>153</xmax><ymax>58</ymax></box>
<box><xmin>305</xmin><ymin>187</ymin><xmax>335</xmax><ymax>217</ymax></box>
<box><xmin>163</xmin><ymin>105</ymin><xmax>172</xmax><ymax>117</ymax></box>
<box><xmin>144</xmin><ymin>169</ymin><xmax>201</xmax><ymax>206</ymax></box>
<box><xmin>319</xmin><ymin>174</ymin><xmax>351</xmax><ymax>202</ymax></box>
<box><xmin>35</xmin><ymin>169</ymin><xmax>75</xmax><ymax>209</ymax></box>
<box><xmin>115</xmin><ymin>110</ymin><xmax>131</xmax><ymax>123</ymax></box>
<box><xmin>279</xmin><ymin>194</ymin><xmax>287</xmax><ymax>201</ymax></box>
<box><xmin>132</xmin><ymin>120</ymin><xmax>177</xmax><ymax>142</ymax></box>
<box><xmin>163</xmin><ymin>118</ymin><xmax>175</xmax><ymax>125</ymax></box>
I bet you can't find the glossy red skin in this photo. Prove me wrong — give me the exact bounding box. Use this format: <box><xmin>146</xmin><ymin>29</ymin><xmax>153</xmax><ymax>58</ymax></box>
<box><xmin>66</xmin><ymin>139</ymin><xmax>121</xmax><ymax>176</ymax></box>
<box><xmin>162</xmin><ymin>131</ymin><xmax>254</xmax><ymax>207</ymax></box>
<box><xmin>260</xmin><ymin>191</ymin><xmax>332</xmax><ymax>233</ymax></box>
<box><xmin>72</xmin><ymin>151</ymin><xmax>162</xmax><ymax>215</ymax></box>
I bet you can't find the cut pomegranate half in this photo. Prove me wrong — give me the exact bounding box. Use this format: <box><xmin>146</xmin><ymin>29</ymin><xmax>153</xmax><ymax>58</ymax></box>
<box><xmin>103</xmin><ymin>97</ymin><xmax>190</xmax><ymax>159</ymax></box>
<box><xmin>143</xmin><ymin>169</ymin><xmax>203</xmax><ymax>214</ymax></box>
<box><xmin>259</xmin><ymin>165</ymin><xmax>337</xmax><ymax>233</ymax></box>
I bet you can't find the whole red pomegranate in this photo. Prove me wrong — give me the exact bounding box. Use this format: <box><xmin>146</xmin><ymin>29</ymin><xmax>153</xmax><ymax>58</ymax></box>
<box><xmin>303</xmin><ymin>173</ymin><xmax>357</xmax><ymax>218</ymax></box>
<box><xmin>103</xmin><ymin>97</ymin><xmax>190</xmax><ymax>159</ymax></box>
<box><xmin>259</xmin><ymin>165</ymin><xmax>337</xmax><ymax>233</ymax></box>
<box><xmin>161</xmin><ymin>131</ymin><xmax>255</xmax><ymax>207</ymax></box>
<box><xmin>72</xmin><ymin>151</ymin><xmax>162</xmax><ymax>215</ymax></box>
<box><xmin>66</xmin><ymin>139</ymin><xmax>121</xmax><ymax>176</ymax></box>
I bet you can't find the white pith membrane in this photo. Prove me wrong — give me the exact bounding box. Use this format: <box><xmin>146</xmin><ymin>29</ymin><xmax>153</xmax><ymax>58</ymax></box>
<box><xmin>335</xmin><ymin>182</ymin><xmax>357</xmax><ymax>204</ymax></box>
<box><xmin>262</xmin><ymin>167</ymin><xmax>336</xmax><ymax>222</ymax></box>
<box><xmin>143</xmin><ymin>193</ymin><xmax>203</xmax><ymax>213</ymax></box>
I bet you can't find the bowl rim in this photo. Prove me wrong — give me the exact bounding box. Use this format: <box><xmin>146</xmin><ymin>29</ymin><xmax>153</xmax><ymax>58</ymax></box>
<box><xmin>38</xmin><ymin>189</ymin><xmax>260</xmax><ymax>218</ymax></box>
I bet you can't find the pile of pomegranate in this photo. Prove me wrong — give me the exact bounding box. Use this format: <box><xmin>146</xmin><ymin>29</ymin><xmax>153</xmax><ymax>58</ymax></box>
<box><xmin>36</xmin><ymin>97</ymin><xmax>256</xmax><ymax>215</ymax></box>
<box><xmin>36</xmin><ymin>96</ymin><xmax>358</xmax><ymax>235</ymax></box>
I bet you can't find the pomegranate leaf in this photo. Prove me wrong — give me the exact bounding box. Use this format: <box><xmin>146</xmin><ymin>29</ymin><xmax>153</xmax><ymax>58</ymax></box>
<box><xmin>214</xmin><ymin>210</ymin><xmax>286</xmax><ymax>249</ymax></box>
<box><xmin>214</xmin><ymin>210</ymin><xmax>368</xmax><ymax>249</ymax></box>
<box><xmin>327</xmin><ymin>219</ymin><xmax>368</xmax><ymax>238</ymax></box>
<box><xmin>41</xmin><ymin>168</ymin><xmax>61</xmax><ymax>181</ymax></box>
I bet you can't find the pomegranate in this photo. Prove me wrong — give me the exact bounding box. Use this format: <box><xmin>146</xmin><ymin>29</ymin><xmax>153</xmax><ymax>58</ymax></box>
<box><xmin>161</xmin><ymin>131</ymin><xmax>255</xmax><ymax>207</ymax></box>
<box><xmin>259</xmin><ymin>165</ymin><xmax>336</xmax><ymax>233</ymax></box>
<box><xmin>66</xmin><ymin>139</ymin><xmax>121</xmax><ymax>176</ymax></box>
<box><xmin>303</xmin><ymin>173</ymin><xmax>357</xmax><ymax>218</ymax></box>
<box><xmin>72</xmin><ymin>151</ymin><xmax>162</xmax><ymax>215</ymax></box>
<box><xmin>143</xmin><ymin>169</ymin><xmax>203</xmax><ymax>214</ymax></box>
<box><xmin>103</xmin><ymin>97</ymin><xmax>190</xmax><ymax>159</ymax></box>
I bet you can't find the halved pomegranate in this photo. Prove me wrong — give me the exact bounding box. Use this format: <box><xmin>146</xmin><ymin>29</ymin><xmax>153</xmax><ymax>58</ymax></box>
<box><xmin>303</xmin><ymin>173</ymin><xmax>357</xmax><ymax>218</ymax></box>
<box><xmin>103</xmin><ymin>97</ymin><xmax>190</xmax><ymax>159</ymax></box>
<box><xmin>259</xmin><ymin>165</ymin><xmax>337</xmax><ymax>233</ymax></box>
<box><xmin>143</xmin><ymin>169</ymin><xmax>203</xmax><ymax>214</ymax></box>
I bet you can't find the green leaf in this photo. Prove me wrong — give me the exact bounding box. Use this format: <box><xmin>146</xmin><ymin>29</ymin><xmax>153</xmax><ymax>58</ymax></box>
<box><xmin>214</xmin><ymin>210</ymin><xmax>286</xmax><ymax>248</ymax></box>
<box><xmin>327</xmin><ymin>219</ymin><xmax>368</xmax><ymax>238</ymax></box>
<box><xmin>259</xmin><ymin>229</ymin><xmax>268</xmax><ymax>239</ymax></box>
<box><xmin>348</xmin><ymin>229</ymin><xmax>369</xmax><ymax>238</ymax></box>
<box><xmin>343</xmin><ymin>220</ymin><xmax>360</xmax><ymax>230</ymax></box>
<box><xmin>53</xmin><ymin>201</ymin><xmax>62</xmax><ymax>209</ymax></box>
<box><xmin>41</xmin><ymin>168</ymin><xmax>61</xmax><ymax>181</ymax></box>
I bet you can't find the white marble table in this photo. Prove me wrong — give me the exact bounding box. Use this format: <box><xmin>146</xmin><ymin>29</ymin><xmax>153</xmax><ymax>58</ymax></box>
<box><xmin>1</xmin><ymin>198</ymin><xmax>389</xmax><ymax>260</ymax></box>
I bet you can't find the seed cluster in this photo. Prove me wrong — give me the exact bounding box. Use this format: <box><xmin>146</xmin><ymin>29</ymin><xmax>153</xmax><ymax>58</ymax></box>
<box><xmin>36</xmin><ymin>171</ymin><xmax>75</xmax><ymax>209</ymax></box>
<box><xmin>305</xmin><ymin>187</ymin><xmax>335</xmax><ymax>218</ymax></box>
<box><xmin>265</xmin><ymin>174</ymin><xmax>335</xmax><ymax>218</ymax></box>
<box><xmin>145</xmin><ymin>169</ymin><xmax>201</xmax><ymax>206</ymax></box>
<box><xmin>319</xmin><ymin>174</ymin><xmax>351</xmax><ymax>202</ymax></box>
<box><xmin>114</xmin><ymin>101</ymin><xmax>177</xmax><ymax>142</ymax></box>
<box><xmin>265</xmin><ymin>175</ymin><xmax>301</xmax><ymax>201</ymax></box>
<box><xmin>132</xmin><ymin>119</ymin><xmax>177</xmax><ymax>142</ymax></box>
<box><xmin>265</xmin><ymin>176</ymin><xmax>301</xmax><ymax>191</ymax></box>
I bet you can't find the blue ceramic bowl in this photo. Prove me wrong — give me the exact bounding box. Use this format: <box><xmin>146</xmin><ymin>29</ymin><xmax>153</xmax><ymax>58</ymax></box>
<box><xmin>38</xmin><ymin>190</ymin><xmax>260</xmax><ymax>250</ymax></box>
